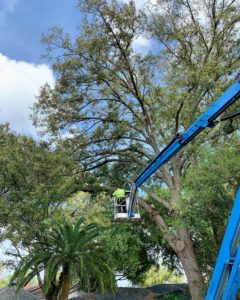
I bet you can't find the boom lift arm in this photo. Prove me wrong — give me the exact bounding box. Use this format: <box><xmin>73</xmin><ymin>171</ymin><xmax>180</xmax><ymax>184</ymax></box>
<box><xmin>128</xmin><ymin>80</ymin><xmax>240</xmax><ymax>217</ymax></box>
<box><xmin>127</xmin><ymin>79</ymin><xmax>240</xmax><ymax>299</ymax></box>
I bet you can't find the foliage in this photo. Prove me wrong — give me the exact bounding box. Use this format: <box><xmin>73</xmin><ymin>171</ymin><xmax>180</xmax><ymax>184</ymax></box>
<box><xmin>0</xmin><ymin>124</ymin><xmax>84</xmax><ymax>247</ymax></box>
<box><xmin>101</xmin><ymin>222</ymin><xmax>158</xmax><ymax>284</ymax></box>
<box><xmin>11</xmin><ymin>219</ymin><xmax>116</xmax><ymax>300</ymax></box>
<box><xmin>141</xmin><ymin>266</ymin><xmax>184</xmax><ymax>287</ymax></box>
<box><xmin>161</xmin><ymin>294</ymin><xmax>190</xmax><ymax>300</ymax></box>
<box><xmin>181</xmin><ymin>133</ymin><xmax>240</xmax><ymax>277</ymax></box>
<box><xmin>0</xmin><ymin>125</ymin><xmax>118</xmax><ymax>298</ymax></box>
<box><xmin>0</xmin><ymin>276</ymin><xmax>10</xmax><ymax>288</ymax></box>
<box><xmin>60</xmin><ymin>191</ymin><xmax>112</xmax><ymax>225</ymax></box>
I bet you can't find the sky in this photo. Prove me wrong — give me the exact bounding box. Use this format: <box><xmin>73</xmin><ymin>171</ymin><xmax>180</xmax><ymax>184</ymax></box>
<box><xmin>0</xmin><ymin>0</ymin><xmax>153</xmax><ymax>136</ymax></box>
<box><xmin>0</xmin><ymin>0</ymin><xmax>82</xmax><ymax>135</ymax></box>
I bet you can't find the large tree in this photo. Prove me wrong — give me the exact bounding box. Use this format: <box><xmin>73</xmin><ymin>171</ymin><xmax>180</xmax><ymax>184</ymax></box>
<box><xmin>33</xmin><ymin>0</ymin><xmax>240</xmax><ymax>298</ymax></box>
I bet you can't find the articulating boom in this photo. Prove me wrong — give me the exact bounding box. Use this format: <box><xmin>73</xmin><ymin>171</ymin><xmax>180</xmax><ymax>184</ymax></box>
<box><xmin>128</xmin><ymin>80</ymin><xmax>240</xmax><ymax>299</ymax></box>
<box><xmin>128</xmin><ymin>80</ymin><xmax>240</xmax><ymax>216</ymax></box>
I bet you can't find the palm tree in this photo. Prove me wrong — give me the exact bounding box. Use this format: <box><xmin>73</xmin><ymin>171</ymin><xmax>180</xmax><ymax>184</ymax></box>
<box><xmin>11</xmin><ymin>219</ymin><xmax>116</xmax><ymax>300</ymax></box>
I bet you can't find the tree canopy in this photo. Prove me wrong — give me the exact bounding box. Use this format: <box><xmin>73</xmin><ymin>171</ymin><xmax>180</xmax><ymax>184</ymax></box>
<box><xmin>31</xmin><ymin>0</ymin><xmax>240</xmax><ymax>298</ymax></box>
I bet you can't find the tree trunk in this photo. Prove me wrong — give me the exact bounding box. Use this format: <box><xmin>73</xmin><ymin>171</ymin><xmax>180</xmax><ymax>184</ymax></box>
<box><xmin>176</xmin><ymin>228</ymin><xmax>204</xmax><ymax>300</ymax></box>
<box><xmin>60</xmin><ymin>266</ymin><xmax>69</xmax><ymax>300</ymax></box>
<box><xmin>46</xmin><ymin>288</ymin><xmax>59</xmax><ymax>300</ymax></box>
<box><xmin>139</xmin><ymin>199</ymin><xmax>204</xmax><ymax>300</ymax></box>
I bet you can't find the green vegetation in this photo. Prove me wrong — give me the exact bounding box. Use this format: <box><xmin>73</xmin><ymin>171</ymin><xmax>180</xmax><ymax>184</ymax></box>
<box><xmin>11</xmin><ymin>219</ymin><xmax>116</xmax><ymax>300</ymax></box>
<box><xmin>0</xmin><ymin>125</ymin><xmax>161</xmax><ymax>298</ymax></box>
<box><xmin>142</xmin><ymin>267</ymin><xmax>184</xmax><ymax>287</ymax></box>
<box><xmin>0</xmin><ymin>0</ymin><xmax>239</xmax><ymax>300</ymax></box>
<box><xmin>161</xmin><ymin>294</ymin><xmax>190</xmax><ymax>300</ymax></box>
<box><xmin>0</xmin><ymin>277</ymin><xmax>10</xmax><ymax>288</ymax></box>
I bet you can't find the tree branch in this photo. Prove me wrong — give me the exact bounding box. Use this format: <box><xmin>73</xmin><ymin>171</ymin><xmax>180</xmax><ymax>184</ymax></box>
<box><xmin>141</xmin><ymin>186</ymin><xmax>171</xmax><ymax>210</ymax></box>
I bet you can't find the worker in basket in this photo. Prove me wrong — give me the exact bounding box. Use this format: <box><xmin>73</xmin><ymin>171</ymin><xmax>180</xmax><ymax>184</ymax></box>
<box><xmin>113</xmin><ymin>188</ymin><xmax>127</xmax><ymax>213</ymax></box>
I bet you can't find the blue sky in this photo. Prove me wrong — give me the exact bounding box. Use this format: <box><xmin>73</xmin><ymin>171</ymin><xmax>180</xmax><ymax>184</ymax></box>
<box><xmin>0</xmin><ymin>0</ymin><xmax>80</xmax><ymax>64</ymax></box>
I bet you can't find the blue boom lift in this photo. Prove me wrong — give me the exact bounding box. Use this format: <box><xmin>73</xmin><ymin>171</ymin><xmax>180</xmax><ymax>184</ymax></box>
<box><xmin>126</xmin><ymin>80</ymin><xmax>240</xmax><ymax>299</ymax></box>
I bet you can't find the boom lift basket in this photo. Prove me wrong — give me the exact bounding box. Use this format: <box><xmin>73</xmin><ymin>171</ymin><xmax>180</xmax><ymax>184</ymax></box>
<box><xmin>114</xmin><ymin>190</ymin><xmax>140</xmax><ymax>222</ymax></box>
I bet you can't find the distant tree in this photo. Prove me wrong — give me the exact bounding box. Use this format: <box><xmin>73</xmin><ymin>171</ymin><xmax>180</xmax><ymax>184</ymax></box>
<box><xmin>0</xmin><ymin>277</ymin><xmax>10</xmax><ymax>288</ymax></box>
<box><xmin>141</xmin><ymin>266</ymin><xmax>184</xmax><ymax>287</ymax></box>
<box><xmin>11</xmin><ymin>219</ymin><xmax>116</xmax><ymax>300</ymax></box>
<box><xmin>0</xmin><ymin>263</ymin><xmax>10</xmax><ymax>288</ymax></box>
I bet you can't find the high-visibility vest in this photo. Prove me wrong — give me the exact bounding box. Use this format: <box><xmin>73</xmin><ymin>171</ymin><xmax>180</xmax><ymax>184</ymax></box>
<box><xmin>113</xmin><ymin>188</ymin><xmax>125</xmax><ymax>198</ymax></box>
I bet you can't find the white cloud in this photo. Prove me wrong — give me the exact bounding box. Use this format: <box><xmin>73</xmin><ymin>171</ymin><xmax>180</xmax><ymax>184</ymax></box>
<box><xmin>0</xmin><ymin>0</ymin><xmax>18</xmax><ymax>26</ymax></box>
<box><xmin>133</xmin><ymin>0</ymin><xmax>147</xmax><ymax>8</ymax></box>
<box><xmin>0</xmin><ymin>53</ymin><xmax>55</xmax><ymax>135</ymax></box>
<box><xmin>132</xmin><ymin>35</ymin><xmax>152</xmax><ymax>54</ymax></box>
<box><xmin>120</xmin><ymin>0</ymin><xmax>154</xmax><ymax>54</ymax></box>
<box><xmin>121</xmin><ymin>0</ymin><xmax>146</xmax><ymax>9</ymax></box>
